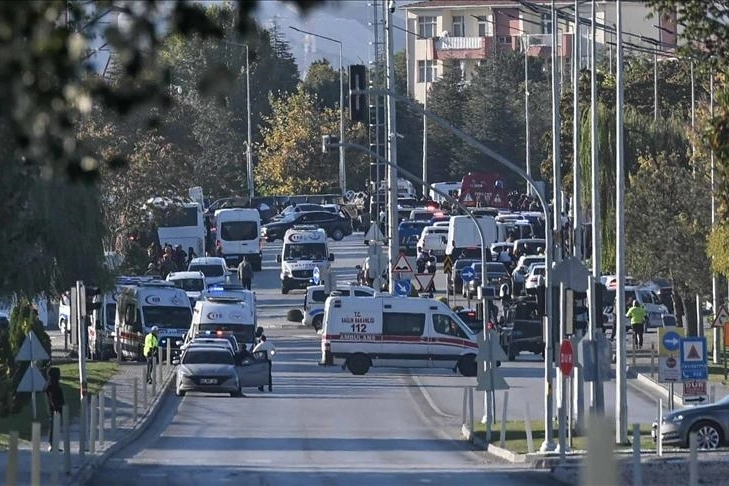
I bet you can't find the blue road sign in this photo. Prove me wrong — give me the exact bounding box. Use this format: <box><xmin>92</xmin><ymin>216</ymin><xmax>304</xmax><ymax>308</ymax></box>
<box><xmin>662</xmin><ymin>331</ymin><xmax>681</xmax><ymax>352</ymax></box>
<box><xmin>394</xmin><ymin>279</ymin><xmax>411</xmax><ymax>297</ymax></box>
<box><xmin>461</xmin><ymin>267</ymin><xmax>475</xmax><ymax>283</ymax></box>
<box><xmin>680</xmin><ymin>336</ymin><xmax>708</xmax><ymax>381</ymax></box>
<box><xmin>312</xmin><ymin>266</ymin><xmax>320</xmax><ymax>285</ymax></box>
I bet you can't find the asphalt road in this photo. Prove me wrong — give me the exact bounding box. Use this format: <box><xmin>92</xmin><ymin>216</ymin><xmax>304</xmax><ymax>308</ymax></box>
<box><xmin>85</xmin><ymin>235</ymin><xmax>563</xmax><ymax>485</ymax></box>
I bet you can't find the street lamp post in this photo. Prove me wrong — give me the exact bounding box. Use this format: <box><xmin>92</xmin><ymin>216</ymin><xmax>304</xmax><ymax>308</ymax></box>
<box><xmin>290</xmin><ymin>26</ymin><xmax>346</xmax><ymax>195</ymax></box>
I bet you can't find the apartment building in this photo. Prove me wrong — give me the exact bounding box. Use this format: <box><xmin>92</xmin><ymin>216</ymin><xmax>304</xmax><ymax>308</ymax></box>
<box><xmin>404</xmin><ymin>0</ymin><xmax>679</xmax><ymax>103</ymax></box>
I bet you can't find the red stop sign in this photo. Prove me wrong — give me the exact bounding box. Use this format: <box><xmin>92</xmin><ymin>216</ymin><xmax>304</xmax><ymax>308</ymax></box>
<box><xmin>559</xmin><ymin>340</ymin><xmax>574</xmax><ymax>376</ymax></box>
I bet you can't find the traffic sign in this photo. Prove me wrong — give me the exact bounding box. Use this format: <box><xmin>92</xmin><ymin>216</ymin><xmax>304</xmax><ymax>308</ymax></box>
<box><xmin>461</xmin><ymin>266</ymin><xmax>475</xmax><ymax>283</ymax></box>
<box><xmin>364</xmin><ymin>224</ymin><xmax>386</xmax><ymax>245</ymax></box>
<box><xmin>394</xmin><ymin>279</ymin><xmax>411</xmax><ymax>296</ymax></box>
<box><xmin>312</xmin><ymin>266</ymin><xmax>321</xmax><ymax>285</ymax></box>
<box><xmin>414</xmin><ymin>273</ymin><xmax>434</xmax><ymax>292</ymax></box>
<box><xmin>680</xmin><ymin>336</ymin><xmax>708</xmax><ymax>381</ymax></box>
<box><xmin>16</xmin><ymin>366</ymin><xmax>46</xmax><ymax>393</ymax></box>
<box><xmin>559</xmin><ymin>339</ymin><xmax>574</xmax><ymax>376</ymax></box>
<box><xmin>713</xmin><ymin>304</ymin><xmax>729</xmax><ymax>328</ymax></box>
<box><xmin>442</xmin><ymin>254</ymin><xmax>453</xmax><ymax>274</ymax></box>
<box><xmin>476</xmin><ymin>331</ymin><xmax>509</xmax><ymax>392</ymax></box>
<box><xmin>658</xmin><ymin>327</ymin><xmax>684</xmax><ymax>357</ymax></box>
<box><xmin>392</xmin><ymin>254</ymin><xmax>414</xmax><ymax>274</ymax></box>
<box><xmin>683</xmin><ymin>380</ymin><xmax>707</xmax><ymax>403</ymax></box>
<box><xmin>15</xmin><ymin>331</ymin><xmax>50</xmax><ymax>362</ymax></box>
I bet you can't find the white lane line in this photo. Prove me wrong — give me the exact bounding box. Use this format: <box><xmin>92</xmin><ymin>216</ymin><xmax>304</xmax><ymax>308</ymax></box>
<box><xmin>411</xmin><ymin>374</ymin><xmax>456</xmax><ymax>418</ymax></box>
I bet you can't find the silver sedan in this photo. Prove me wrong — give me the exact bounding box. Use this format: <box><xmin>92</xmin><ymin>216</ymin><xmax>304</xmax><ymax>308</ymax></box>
<box><xmin>175</xmin><ymin>346</ymin><xmax>242</xmax><ymax>397</ymax></box>
<box><xmin>653</xmin><ymin>394</ymin><xmax>729</xmax><ymax>449</ymax></box>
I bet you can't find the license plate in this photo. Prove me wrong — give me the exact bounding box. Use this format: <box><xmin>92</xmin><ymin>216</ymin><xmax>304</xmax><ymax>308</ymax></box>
<box><xmin>200</xmin><ymin>378</ymin><xmax>217</xmax><ymax>385</ymax></box>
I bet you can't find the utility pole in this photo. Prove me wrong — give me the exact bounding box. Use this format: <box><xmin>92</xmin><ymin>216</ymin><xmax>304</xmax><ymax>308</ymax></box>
<box><xmin>422</xmin><ymin>35</ymin><xmax>429</xmax><ymax>197</ymax></box>
<box><xmin>523</xmin><ymin>35</ymin><xmax>531</xmax><ymax>189</ymax></box>
<box><xmin>385</xmin><ymin>1</ymin><xmax>399</xmax><ymax>292</ymax></box>
<box><xmin>246</xmin><ymin>45</ymin><xmax>254</xmax><ymax>201</ymax></box>
<box><xmin>588</xmin><ymin>0</ymin><xmax>604</xmax><ymax>414</ymax></box>
<box><xmin>615</xmin><ymin>0</ymin><xmax>628</xmax><ymax>445</ymax></box>
<box><xmin>711</xmin><ymin>70</ymin><xmax>719</xmax><ymax>364</ymax></box>
<box><xmin>572</xmin><ymin>0</ymin><xmax>581</xmax><ymax>260</ymax></box>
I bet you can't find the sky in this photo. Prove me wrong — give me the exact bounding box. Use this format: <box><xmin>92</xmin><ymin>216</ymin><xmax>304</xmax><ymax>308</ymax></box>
<box><xmin>252</xmin><ymin>0</ymin><xmax>412</xmax><ymax>75</ymax></box>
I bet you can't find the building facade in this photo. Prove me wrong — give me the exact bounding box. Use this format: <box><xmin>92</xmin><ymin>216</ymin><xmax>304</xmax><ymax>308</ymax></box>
<box><xmin>404</xmin><ymin>0</ymin><xmax>679</xmax><ymax>103</ymax></box>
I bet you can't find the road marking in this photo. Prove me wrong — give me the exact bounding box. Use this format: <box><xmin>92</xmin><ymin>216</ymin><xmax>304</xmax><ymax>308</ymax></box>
<box><xmin>410</xmin><ymin>374</ymin><xmax>454</xmax><ymax>418</ymax></box>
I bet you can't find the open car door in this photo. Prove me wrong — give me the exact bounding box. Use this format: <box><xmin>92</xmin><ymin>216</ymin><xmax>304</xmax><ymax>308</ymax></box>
<box><xmin>236</xmin><ymin>356</ymin><xmax>269</xmax><ymax>388</ymax></box>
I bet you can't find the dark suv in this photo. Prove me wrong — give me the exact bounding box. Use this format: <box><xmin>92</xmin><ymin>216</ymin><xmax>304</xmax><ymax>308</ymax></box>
<box><xmin>262</xmin><ymin>211</ymin><xmax>353</xmax><ymax>242</ymax></box>
<box><xmin>499</xmin><ymin>297</ymin><xmax>544</xmax><ymax>361</ymax></box>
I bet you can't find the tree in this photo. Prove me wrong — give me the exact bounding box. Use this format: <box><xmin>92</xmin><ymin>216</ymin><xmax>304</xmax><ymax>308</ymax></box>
<box><xmin>255</xmin><ymin>86</ymin><xmax>368</xmax><ymax>195</ymax></box>
<box><xmin>393</xmin><ymin>50</ymin><xmax>424</xmax><ymax>190</ymax></box>
<box><xmin>301</xmin><ymin>59</ymin><xmax>341</xmax><ymax>109</ymax></box>
<box><xmin>626</xmin><ymin>153</ymin><xmax>710</xmax><ymax>297</ymax></box>
<box><xmin>426</xmin><ymin>59</ymin><xmax>465</xmax><ymax>182</ymax></box>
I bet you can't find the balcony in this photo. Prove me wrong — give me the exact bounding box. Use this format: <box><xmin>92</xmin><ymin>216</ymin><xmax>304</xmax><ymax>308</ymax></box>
<box><xmin>433</xmin><ymin>33</ymin><xmax>572</xmax><ymax>61</ymax></box>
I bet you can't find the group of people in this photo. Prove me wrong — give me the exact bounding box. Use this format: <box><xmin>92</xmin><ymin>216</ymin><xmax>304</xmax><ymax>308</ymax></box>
<box><xmin>146</xmin><ymin>243</ymin><xmax>197</xmax><ymax>278</ymax></box>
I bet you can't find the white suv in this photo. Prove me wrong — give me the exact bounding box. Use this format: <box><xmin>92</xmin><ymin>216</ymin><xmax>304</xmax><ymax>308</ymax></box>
<box><xmin>302</xmin><ymin>284</ymin><xmax>377</xmax><ymax>331</ymax></box>
<box><xmin>187</xmin><ymin>257</ymin><xmax>229</xmax><ymax>286</ymax></box>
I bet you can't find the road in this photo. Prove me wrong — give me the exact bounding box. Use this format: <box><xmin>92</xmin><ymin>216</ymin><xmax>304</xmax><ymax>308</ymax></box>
<box><xmin>85</xmin><ymin>235</ymin><xmax>562</xmax><ymax>485</ymax></box>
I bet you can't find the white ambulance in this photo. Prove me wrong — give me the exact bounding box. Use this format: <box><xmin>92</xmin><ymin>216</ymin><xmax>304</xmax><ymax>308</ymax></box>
<box><xmin>321</xmin><ymin>295</ymin><xmax>478</xmax><ymax>376</ymax></box>
<box><xmin>116</xmin><ymin>278</ymin><xmax>193</xmax><ymax>361</ymax></box>
<box><xmin>186</xmin><ymin>297</ymin><xmax>257</xmax><ymax>351</ymax></box>
<box><xmin>276</xmin><ymin>225</ymin><xmax>334</xmax><ymax>294</ymax></box>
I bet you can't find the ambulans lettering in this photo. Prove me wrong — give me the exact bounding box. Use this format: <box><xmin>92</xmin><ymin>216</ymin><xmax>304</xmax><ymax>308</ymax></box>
<box><xmin>339</xmin><ymin>333</ymin><xmax>376</xmax><ymax>341</ymax></box>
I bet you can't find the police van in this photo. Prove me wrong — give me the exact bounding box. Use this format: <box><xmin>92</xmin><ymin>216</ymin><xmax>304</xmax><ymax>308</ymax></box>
<box><xmin>321</xmin><ymin>295</ymin><xmax>478</xmax><ymax>376</ymax></box>
<box><xmin>186</xmin><ymin>297</ymin><xmax>258</xmax><ymax>351</ymax></box>
<box><xmin>276</xmin><ymin>226</ymin><xmax>334</xmax><ymax>294</ymax></box>
<box><xmin>116</xmin><ymin>278</ymin><xmax>193</xmax><ymax>361</ymax></box>
<box><xmin>300</xmin><ymin>284</ymin><xmax>377</xmax><ymax>331</ymax></box>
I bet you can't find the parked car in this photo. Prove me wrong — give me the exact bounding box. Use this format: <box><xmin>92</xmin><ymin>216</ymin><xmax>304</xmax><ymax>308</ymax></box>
<box><xmin>524</xmin><ymin>264</ymin><xmax>546</xmax><ymax>295</ymax></box>
<box><xmin>261</xmin><ymin>211</ymin><xmax>353</xmax><ymax>242</ymax></box>
<box><xmin>269</xmin><ymin>203</ymin><xmax>325</xmax><ymax>222</ymax></box>
<box><xmin>499</xmin><ymin>298</ymin><xmax>544</xmax><ymax>361</ymax></box>
<box><xmin>653</xmin><ymin>395</ymin><xmax>729</xmax><ymax>449</ymax></box>
<box><xmin>465</xmin><ymin>262</ymin><xmax>510</xmax><ymax>299</ymax></box>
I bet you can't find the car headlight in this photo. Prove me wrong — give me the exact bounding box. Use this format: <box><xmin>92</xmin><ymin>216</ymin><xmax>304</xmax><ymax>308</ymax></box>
<box><xmin>669</xmin><ymin>414</ymin><xmax>683</xmax><ymax>423</ymax></box>
<box><xmin>178</xmin><ymin>366</ymin><xmax>192</xmax><ymax>377</ymax></box>
<box><xmin>283</xmin><ymin>264</ymin><xmax>292</xmax><ymax>277</ymax></box>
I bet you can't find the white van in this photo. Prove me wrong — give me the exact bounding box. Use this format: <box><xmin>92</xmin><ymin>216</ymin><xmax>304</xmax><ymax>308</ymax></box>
<box><xmin>88</xmin><ymin>289</ymin><xmax>120</xmax><ymax>361</ymax></box>
<box><xmin>187</xmin><ymin>297</ymin><xmax>257</xmax><ymax>351</ymax></box>
<box><xmin>301</xmin><ymin>284</ymin><xmax>377</xmax><ymax>330</ymax></box>
<box><xmin>116</xmin><ymin>279</ymin><xmax>193</xmax><ymax>361</ymax></box>
<box><xmin>276</xmin><ymin>226</ymin><xmax>334</xmax><ymax>294</ymax></box>
<box><xmin>214</xmin><ymin>208</ymin><xmax>262</xmax><ymax>271</ymax></box>
<box><xmin>417</xmin><ymin>226</ymin><xmax>448</xmax><ymax>257</ymax></box>
<box><xmin>445</xmin><ymin>215</ymin><xmax>497</xmax><ymax>259</ymax></box>
<box><xmin>321</xmin><ymin>295</ymin><xmax>478</xmax><ymax>376</ymax></box>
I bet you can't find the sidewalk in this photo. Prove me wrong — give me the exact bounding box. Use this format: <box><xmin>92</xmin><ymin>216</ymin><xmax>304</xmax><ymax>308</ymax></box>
<box><xmin>1</xmin><ymin>361</ymin><xmax>175</xmax><ymax>486</ymax></box>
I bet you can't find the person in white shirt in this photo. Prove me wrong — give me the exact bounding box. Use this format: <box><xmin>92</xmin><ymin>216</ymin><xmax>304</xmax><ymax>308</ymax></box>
<box><xmin>252</xmin><ymin>335</ymin><xmax>276</xmax><ymax>392</ymax></box>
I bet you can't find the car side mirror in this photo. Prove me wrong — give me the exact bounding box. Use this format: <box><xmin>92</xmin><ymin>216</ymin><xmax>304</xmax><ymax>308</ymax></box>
<box><xmin>276</xmin><ymin>255</ymin><xmax>282</xmax><ymax>263</ymax></box>
<box><xmin>329</xmin><ymin>253</ymin><xmax>335</xmax><ymax>261</ymax></box>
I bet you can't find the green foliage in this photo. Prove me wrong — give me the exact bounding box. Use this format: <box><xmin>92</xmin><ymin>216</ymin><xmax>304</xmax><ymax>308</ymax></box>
<box><xmin>301</xmin><ymin>59</ymin><xmax>342</xmax><ymax>109</ymax></box>
<box><xmin>426</xmin><ymin>59</ymin><xmax>465</xmax><ymax>182</ymax></box>
<box><xmin>708</xmin><ymin>223</ymin><xmax>729</xmax><ymax>278</ymax></box>
<box><xmin>626</xmin><ymin>153</ymin><xmax>710</xmax><ymax>295</ymax></box>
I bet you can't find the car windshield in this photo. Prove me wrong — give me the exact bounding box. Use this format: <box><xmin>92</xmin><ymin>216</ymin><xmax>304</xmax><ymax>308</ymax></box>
<box><xmin>189</xmin><ymin>264</ymin><xmax>225</xmax><ymax>277</ymax></box>
<box><xmin>451</xmin><ymin>313</ymin><xmax>477</xmax><ymax>335</ymax></box>
<box><xmin>220</xmin><ymin>221</ymin><xmax>257</xmax><ymax>241</ymax></box>
<box><xmin>182</xmin><ymin>349</ymin><xmax>234</xmax><ymax>365</ymax></box>
<box><xmin>143</xmin><ymin>306</ymin><xmax>192</xmax><ymax>329</ymax></box>
<box><xmin>171</xmin><ymin>278</ymin><xmax>205</xmax><ymax>291</ymax></box>
<box><xmin>283</xmin><ymin>243</ymin><xmax>327</xmax><ymax>261</ymax></box>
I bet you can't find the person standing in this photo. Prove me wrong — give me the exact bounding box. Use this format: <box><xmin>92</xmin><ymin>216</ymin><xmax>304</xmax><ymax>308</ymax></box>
<box><xmin>626</xmin><ymin>299</ymin><xmax>647</xmax><ymax>349</ymax></box>
<box><xmin>144</xmin><ymin>326</ymin><xmax>159</xmax><ymax>384</ymax></box>
<box><xmin>44</xmin><ymin>367</ymin><xmax>64</xmax><ymax>451</ymax></box>
<box><xmin>426</xmin><ymin>250</ymin><xmax>437</xmax><ymax>294</ymax></box>
<box><xmin>237</xmin><ymin>256</ymin><xmax>253</xmax><ymax>290</ymax></box>
<box><xmin>252</xmin><ymin>335</ymin><xmax>276</xmax><ymax>392</ymax></box>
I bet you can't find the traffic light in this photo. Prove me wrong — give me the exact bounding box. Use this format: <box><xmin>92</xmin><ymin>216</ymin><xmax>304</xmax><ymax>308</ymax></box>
<box><xmin>348</xmin><ymin>64</ymin><xmax>367</xmax><ymax>123</ymax></box>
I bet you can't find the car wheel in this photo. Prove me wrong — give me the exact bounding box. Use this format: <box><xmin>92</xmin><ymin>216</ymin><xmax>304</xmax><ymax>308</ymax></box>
<box><xmin>457</xmin><ymin>354</ymin><xmax>477</xmax><ymax>377</ymax></box>
<box><xmin>347</xmin><ymin>353</ymin><xmax>371</xmax><ymax>375</ymax></box>
<box><xmin>331</xmin><ymin>229</ymin><xmax>344</xmax><ymax>241</ymax></box>
<box><xmin>230</xmin><ymin>387</ymin><xmax>243</xmax><ymax>398</ymax></box>
<box><xmin>691</xmin><ymin>421</ymin><xmax>723</xmax><ymax>449</ymax></box>
<box><xmin>313</xmin><ymin>315</ymin><xmax>323</xmax><ymax>332</ymax></box>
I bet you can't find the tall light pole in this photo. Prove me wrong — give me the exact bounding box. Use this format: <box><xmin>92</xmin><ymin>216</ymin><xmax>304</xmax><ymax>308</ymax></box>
<box><xmin>221</xmin><ymin>40</ymin><xmax>255</xmax><ymax>200</ymax></box>
<box><xmin>572</xmin><ymin>0</ymin><xmax>582</xmax><ymax>260</ymax></box>
<box><xmin>385</xmin><ymin>1</ymin><xmax>399</xmax><ymax>292</ymax></box>
<box><xmin>711</xmin><ymin>69</ymin><xmax>719</xmax><ymax>364</ymax></box>
<box><xmin>615</xmin><ymin>0</ymin><xmax>628</xmax><ymax>445</ymax></box>
<box><xmin>290</xmin><ymin>26</ymin><xmax>346</xmax><ymax>195</ymax></box>
<box><xmin>394</xmin><ymin>23</ymin><xmax>429</xmax><ymax>197</ymax></box>
<box><xmin>521</xmin><ymin>34</ymin><xmax>532</xmax><ymax>187</ymax></box>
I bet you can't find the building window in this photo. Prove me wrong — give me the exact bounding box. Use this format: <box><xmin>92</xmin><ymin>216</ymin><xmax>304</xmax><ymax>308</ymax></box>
<box><xmin>418</xmin><ymin>16</ymin><xmax>437</xmax><ymax>38</ymax></box>
<box><xmin>452</xmin><ymin>15</ymin><xmax>465</xmax><ymax>37</ymax></box>
<box><xmin>418</xmin><ymin>60</ymin><xmax>436</xmax><ymax>83</ymax></box>
<box><xmin>497</xmin><ymin>36</ymin><xmax>512</xmax><ymax>45</ymax></box>
<box><xmin>541</xmin><ymin>13</ymin><xmax>552</xmax><ymax>34</ymax></box>
<box><xmin>478</xmin><ymin>19</ymin><xmax>491</xmax><ymax>37</ymax></box>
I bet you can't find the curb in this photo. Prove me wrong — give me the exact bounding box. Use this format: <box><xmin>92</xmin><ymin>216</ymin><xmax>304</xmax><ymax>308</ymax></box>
<box><xmin>632</xmin><ymin>370</ymin><xmax>684</xmax><ymax>407</ymax></box>
<box><xmin>461</xmin><ymin>424</ymin><xmax>528</xmax><ymax>463</ymax></box>
<box><xmin>64</xmin><ymin>368</ymin><xmax>176</xmax><ymax>486</ymax></box>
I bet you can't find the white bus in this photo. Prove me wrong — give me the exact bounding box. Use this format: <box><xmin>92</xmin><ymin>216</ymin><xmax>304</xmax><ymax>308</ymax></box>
<box><xmin>150</xmin><ymin>199</ymin><xmax>206</xmax><ymax>256</ymax></box>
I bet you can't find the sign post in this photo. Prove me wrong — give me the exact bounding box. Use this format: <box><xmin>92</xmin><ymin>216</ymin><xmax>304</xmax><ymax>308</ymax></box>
<box><xmin>460</xmin><ymin>266</ymin><xmax>475</xmax><ymax>308</ymax></box>
<box><xmin>15</xmin><ymin>331</ymin><xmax>50</xmax><ymax>420</ymax></box>
<box><xmin>476</xmin><ymin>330</ymin><xmax>509</xmax><ymax>443</ymax></box>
